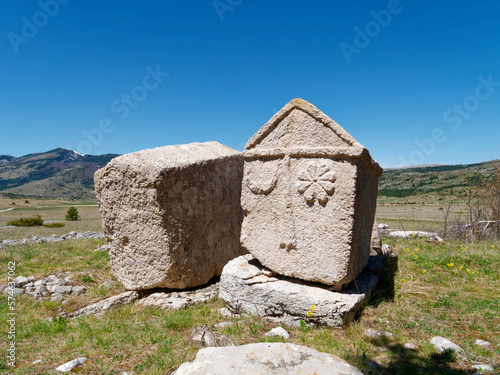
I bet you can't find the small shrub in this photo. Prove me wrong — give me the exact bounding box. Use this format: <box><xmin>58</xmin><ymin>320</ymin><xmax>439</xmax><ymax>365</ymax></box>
<box><xmin>82</xmin><ymin>276</ymin><xmax>94</xmax><ymax>283</ymax></box>
<box><xmin>7</xmin><ymin>215</ymin><xmax>43</xmax><ymax>227</ymax></box>
<box><xmin>65</xmin><ymin>207</ymin><xmax>80</xmax><ymax>221</ymax></box>
<box><xmin>43</xmin><ymin>222</ymin><xmax>65</xmax><ymax>228</ymax></box>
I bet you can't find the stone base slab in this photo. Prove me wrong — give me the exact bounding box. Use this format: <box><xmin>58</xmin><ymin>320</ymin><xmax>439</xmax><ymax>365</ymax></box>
<box><xmin>219</xmin><ymin>254</ymin><xmax>385</xmax><ymax>327</ymax></box>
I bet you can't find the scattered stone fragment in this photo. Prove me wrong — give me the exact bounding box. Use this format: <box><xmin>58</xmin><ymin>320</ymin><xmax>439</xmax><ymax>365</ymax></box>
<box><xmin>364</xmin><ymin>329</ymin><xmax>393</xmax><ymax>339</ymax></box>
<box><xmin>388</xmin><ymin>230</ymin><xmax>439</xmax><ymax>239</ymax></box>
<box><xmin>371</xmin><ymin>220</ymin><xmax>382</xmax><ymax>254</ymax></box>
<box><xmin>137</xmin><ymin>282</ymin><xmax>219</xmax><ymax>310</ymax></box>
<box><xmin>64</xmin><ymin>291</ymin><xmax>140</xmax><ymax>318</ymax></box>
<box><xmin>472</xmin><ymin>364</ymin><xmax>495</xmax><ymax>373</ymax></box>
<box><xmin>51</xmin><ymin>285</ymin><xmax>73</xmax><ymax>295</ymax></box>
<box><xmin>214</xmin><ymin>322</ymin><xmax>233</xmax><ymax>328</ymax></box>
<box><xmin>475</xmin><ymin>339</ymin><xmax>491</xmax><ymax>348</ymax></box>
<box><xmin>190</xmin><ymin>325</ymin><xmax>236</xmax><ymax>347</ymax></box>
<box><xmin>56</xmin><ymin>357</ymin><xmax>88</xmax><ymax>372</ymax></box>
<box><xmin>241</xmin><ymin>98</ymin><xmax>382</xmax><ymax>287</ymax></box>
<box><xmin>71</xmin><ymin>286</ymin><xmax>87</xmax><ymax>296</ymax></box>
<box><xmin>381</xmin><ymin>244</ymin><xmax>392</xmax><ymax>255</ymax></box>
<box><xmin>218</xmin><ymin>307</ymin><xmax>233</xmax><ymax>317</ymax></box>
<box><xmin>32</xmin><ymin>359</ymin><xmax>43</xmax><ymax>364</ymax></box>
<box><xmin>219</xmin><ymin>253</ymin><xmax>385</xmax><ymax>327</ymax></box>
<box><xmin>430</xmin><ymin>336</ymin><xmax>462</xmax><ymax>353</ymax></box>
<box><xmin>404</xmin><ymin>343</ymin><xmax>418</xmax><ymax>350</ymax></box>
<box><xmin>95</xmin><ymin>141</ymin><xmax>245</xmax><ymax>290</ymax></box>
<box><xmin>264</xmin><ymin>327</ymin><xmax>290</xmax><ymax>339</ymax></box>
<box><xmin>173</xmin><ymin>343</ymin><xmax>364</xmax><ymax>375</ymax></box>
<box><xmin>3</xmin><ymin>287</ymin><xmax>24</xmax><ymax>296</ymax></box>
<box><xmin>14</xmin><ymin>276</ymin><xmax>29</xmax><ymax>288</ymax></box>
<box><xmin>50</xmin><ymin>293</ymin><xmax>64</xmax><ymax>303</ymax></box>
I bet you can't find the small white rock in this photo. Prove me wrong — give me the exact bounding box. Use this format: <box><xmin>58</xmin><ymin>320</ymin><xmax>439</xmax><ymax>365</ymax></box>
<box><xmin>215</xmin><ymin>322</ymin><xmax>233</xmax><ymax>328</ymax></box>
<box><xmin>404</xmin><ymin>343</ymin><xmax>418</xmax><ymax>350</ymax></box>
<box><xmin>430</xmin><ymin>336</ymin><xmax>462</xmax><ymax>353</ymax></box>
<box><xmin>32</xmin><ymin>359</ymin><xmax>43</xmax><ymax>364</ymax></box>
<box><xmin>472</xmin><ymin>364</ymin><xmax>495</xmax><ymax>373</ymax></box>
<box><xmin>475</xmin><ymin>339</ymin><xmax>491</xmax><ymax>348</ymax></box>
<box><xmin>365</xmin><ymin>329</ymin><xmax>393</xmax><ymax>339</ymax></box>
<box><xmin>218</xmin><ymin>307</ymin><xmax>234</xmax><ymax>317</ymax></box>
<box><xmin>264</xmin><ymin>327</ymin><xmax>290</xmax><ymax>339</ymax></box>
<box><xmin>56</xmin><ymin>357</ymin><xmax>87</xmax><ymax>372</ymax></box>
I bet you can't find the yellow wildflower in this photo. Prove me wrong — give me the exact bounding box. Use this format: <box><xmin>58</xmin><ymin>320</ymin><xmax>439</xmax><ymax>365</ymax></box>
<box><xmin>459</xmin><ymin>265</ymin><xmax>463</xmax><ymax>271</ymax></box>
<box><xmin>306</xmin><ymin>304</ymin><xmax>316</xmax><ymax>318</ymax></box>
<box><xmin>413</xmin><ymin>255</ymin><xmax>418</xmax><ymax>260</ymax></box>
<box><xmin>446</xmin><ymin>263</ymin><xmax>454</xmax><ymax>268</ymax></box>
<box><xmin>421</xmin><ymin>270</ymin><xmax>427</xmax><ymax>274</ymax></box>
<box><xmin>466</xmin><ymin>268</ymin><xmax>472</xmax><ymax>274</ymax></box>
<box><xmin>406</xmin><ymin>248</ymin><xmax>410</xmax><ymax>253</ymax></box>
<box><xmin>415</xmin><ymin>248</ymin><xmax>420</xmax><ymax>253</ymax></box>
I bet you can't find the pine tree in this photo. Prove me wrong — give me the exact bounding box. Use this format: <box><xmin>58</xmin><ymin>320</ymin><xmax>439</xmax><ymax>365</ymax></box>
<box><xmin>65</xmin><ymin>207</ymin><xmax>80</xmax><ymax>221</ymax></box>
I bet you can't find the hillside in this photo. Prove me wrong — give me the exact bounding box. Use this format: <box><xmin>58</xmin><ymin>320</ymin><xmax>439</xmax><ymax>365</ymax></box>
<box><xmin>0</xmin><ymin>148</ymin><xmax>119</xmax><ymax>201</ymax></box>
<box><xmin>378</xmin><ymin>160</ymin><xmax>498</xmax><ymax>201</ymax></box>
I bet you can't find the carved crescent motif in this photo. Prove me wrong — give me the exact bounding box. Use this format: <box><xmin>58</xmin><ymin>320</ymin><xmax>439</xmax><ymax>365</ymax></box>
<box><xmin>246</xmin><ymin>159</ymin><xmax>281</xmax><ymax>195</ymax></box>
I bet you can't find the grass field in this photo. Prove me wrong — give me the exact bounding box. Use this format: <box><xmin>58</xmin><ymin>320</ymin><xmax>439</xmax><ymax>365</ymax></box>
<box><xmin>0</xmin><ymin>238</ymin><xmax>498</xmax><ymax>373</ymax></box>
<box><xmin>0</xmin><ymin>198</ymin><xmax>498</xmax><ymax>374</ymax></box>
<box><xmin>0</xmin><ymin>198</ymin><xmax>102</xmax><ymax>241</ymax></box>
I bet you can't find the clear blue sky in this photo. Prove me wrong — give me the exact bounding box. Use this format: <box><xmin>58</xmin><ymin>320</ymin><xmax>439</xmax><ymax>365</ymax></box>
<box><xmin>1</xmin><ymin>1</ymin><xmax>499</xmax><ymax>167</ymax></box>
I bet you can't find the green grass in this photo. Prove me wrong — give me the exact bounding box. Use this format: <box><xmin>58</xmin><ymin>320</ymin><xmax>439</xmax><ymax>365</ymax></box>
<box><xmin>0</xmin><ymin>237</ymin><xmax>498</xmax><ymax>374</ymax></box>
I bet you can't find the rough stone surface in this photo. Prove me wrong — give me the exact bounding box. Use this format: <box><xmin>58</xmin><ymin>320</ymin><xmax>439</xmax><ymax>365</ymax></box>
<box><xmin>430</xmin><ymin>336</ymin><xmax>463</xmax><ymax>353</ymax></box>
<box><xmin>64</xmin><ymin>291</ymin><xmax>139</xmax><ymax>318</ymax></box>
<box><xmin>371</xmin><ymin>219</ymin><xmax>382</xmax><ymax>254</ymax></box>
<box><xmin>219</xmin><ymin>254</ymin><xmax>384</xmax><ymax>327</ymax></box>
<box><xmin>241</xmin><ymin>98</ymin><xmax>382</xmax><ymax>286</ymax></box>
<box><xmin>95</xmin><ymin>142</ymin><xmax>245</xmax><ymax>290</ymax></box>
<box><xmin>137</xmin><ymin>282</ymin><xmax>219</xmax><ymax>310</ymax></box>
<box><xmin>173</xmin><ymin>343</ymin><xmax>364</xmax><ymax>375</ymax></box>
<box><xmin>264</xmin><ymin>327</ymin><xmax>290</xmax><ymax>339</ymax></box>
<box><xmin>14</xmin><ymin>276</ymin><xmax>29</xmax><ymax>288</ymax></box>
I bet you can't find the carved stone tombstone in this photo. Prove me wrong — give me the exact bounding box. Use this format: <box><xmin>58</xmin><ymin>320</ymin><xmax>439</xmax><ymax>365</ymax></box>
<box><xmin>241</xmin><ymin>99</ymin><xmax>382</xmax><ymax>287</ymax></box>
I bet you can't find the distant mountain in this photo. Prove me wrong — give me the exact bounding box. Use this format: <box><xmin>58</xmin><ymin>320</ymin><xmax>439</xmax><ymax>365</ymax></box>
<box><xmin>379</xmin><ymin>160</ymin><xmax>498</xmax><ymax>198</ymax></box>
<box><xmin>0</xmin><ymin>148</ymin><xmax>120</xmax><ymax>201</ymax></box>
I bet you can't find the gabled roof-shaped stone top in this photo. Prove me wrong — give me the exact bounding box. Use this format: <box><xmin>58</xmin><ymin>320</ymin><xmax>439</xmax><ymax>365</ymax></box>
<box><xmin>244</xmin><ymin>98</ymin><xmax>382</xmax><ymax>176</ymax></box>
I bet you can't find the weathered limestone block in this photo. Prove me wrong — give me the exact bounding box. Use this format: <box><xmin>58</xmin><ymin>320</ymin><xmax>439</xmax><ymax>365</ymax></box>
<box><xmin>95</xmin><ymin>142</ymin><xmax>244</xmax><ymax>290</ymax></box>
<box><xmin>219</xmin><ymin>254</ymin><xmax>384</xmax><ymax>328</ymax></box>
<box><xmin>173</xmin><ymin>343</ymin><xmax>364</xmax><ymax>375</ymax></box>
<box><xmin>241</xmin><ymin>98</ymin><xmax>382</xmax><ymax>286</ymax></box>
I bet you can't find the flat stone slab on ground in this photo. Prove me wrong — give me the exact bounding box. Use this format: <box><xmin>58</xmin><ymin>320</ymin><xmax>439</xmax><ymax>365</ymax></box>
<box><xmin>173</xmin><ymin>343</ymin><xmax>363</xmax><ymax>375</ymax></box>
<box><xmin>137</xmin><ymin>282</ymin><xmax>219</xmax><ymax>310</ymax></box>
<box><xmin>219</xmin><ymin>253</ymin><xmax>384</xmax><ymax>327</ymax></box>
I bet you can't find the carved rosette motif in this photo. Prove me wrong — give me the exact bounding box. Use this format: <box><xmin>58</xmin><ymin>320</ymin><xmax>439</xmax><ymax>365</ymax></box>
<box><xmin>296</xmin><ymin>162</ymin><xmax>336</xmax><ymax>205</ymax></box>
